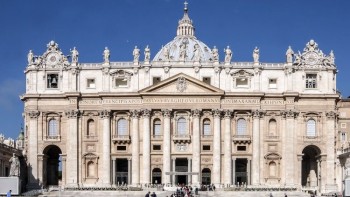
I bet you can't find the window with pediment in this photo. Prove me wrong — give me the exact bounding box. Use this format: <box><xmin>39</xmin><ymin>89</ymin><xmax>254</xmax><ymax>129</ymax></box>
<box><xmin>203</xmin><ymin>119</ymin><xmax>211</xmax><ymax>136</ymax></box>
<box><xmin>236</xmin><ymin>118</ymin><xmax>247</xmax><ymax>136</ymax></box>
<box><xmin>306</xmin><ymin>119</ymin><xmax>316</xmax><ymax>137</ymax></box>
<box><xmin>48</xmin><ymin>119</ymin><xmax>58</xmax><ymax>137</ymax></box>
<box><xmin>111</xmin><ymin>70</ymin><xmax>132</xmax><ymax>89</ymax></box>
<box><xmin>232</xmin><ymin>70</ymin><xmax>253</xmax><ymax>89</ymax></box>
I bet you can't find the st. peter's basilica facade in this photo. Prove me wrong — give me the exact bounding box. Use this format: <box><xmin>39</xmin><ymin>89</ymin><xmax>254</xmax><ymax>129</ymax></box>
<box><xmin>21</xmin><ymin>3</ymin><xmax>342</xmax><ymax>194</ymax></box>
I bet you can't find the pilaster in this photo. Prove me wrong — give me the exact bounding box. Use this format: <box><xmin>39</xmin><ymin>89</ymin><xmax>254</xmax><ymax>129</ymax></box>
<box><xmin>27</xmin><ymin>110</ymin><xmax>40</xmax><ymax>189</ymax></box>
<box><xmin>252</xmin><ymin>110</ymin><xmax>261</xmax><ymax>185</ymax></box>
<box><xmin>98</xmin><ymin>110</ymin><xmax>111</xmax><ymax>186</ymax></box>
<box><xmin>142</xmin><ymin>109</ymin><xmax>151</xmax><ymax>185</ymax></box>
<box><xmin>223</xmin><ymin>110</ymin><xmax>232</xmax><ymax>185</ymax></box>
<box><xmin>191</xmin><ymin>109</ymin><xmax>201</xmax><ymax>186</ymax></box>
<box><xmin>162</xmin><ymin>109</ymin><xmax>172</xmax><ymax>185</ymax></box>
<box><xmin>212</xmin><ymin>109</ymin><xmax>221</xmax><ymax>186</ymax></box>
<box><xmin>131</xmin><ymin>110</ymin><xmax>140</xmax><ymax>186</ymax></box>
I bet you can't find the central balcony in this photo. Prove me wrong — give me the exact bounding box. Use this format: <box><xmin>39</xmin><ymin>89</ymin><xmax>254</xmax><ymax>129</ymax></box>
<box><xmin>233</xmin><ymin>135</ymin><xmax>251</xmax><ymax>144</ymax></box>
<box><xmin>112</xmin><ymin>135</ymin><xmax>131</xmax><ymax>144</ymax></box>
<box><xmin>173</xmin><ymin>134</ymin><xmax>191</xmax><ymax>144</ymax></box>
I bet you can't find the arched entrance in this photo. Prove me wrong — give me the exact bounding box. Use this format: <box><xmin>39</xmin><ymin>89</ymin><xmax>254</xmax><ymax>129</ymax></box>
<box><xmin>152</xmin><ymin>168</ymin><xmax>162</xmax><ymax>184</ymax></box>
<box><xmin>301</xmin><ymin>145</ymin><xmax>321</xmax><ymax>188</ymax></box>
<box><xmin>201</xmin><ymin>168</ymin><xmax>211</xmax><ymax>185</ymax></box>
<box><xmin>43</xmin><ymin>145</ymin><xmax>62</xmax><ymax>186</ymax></box>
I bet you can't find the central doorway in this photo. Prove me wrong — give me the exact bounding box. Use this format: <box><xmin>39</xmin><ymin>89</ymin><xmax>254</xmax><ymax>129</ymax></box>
<box><xmin>175</xmin><ymin>158</ymin><xmax>188</xmax><ymax>185</ymax></box>
<box><xmin>116</xmin><ymin>158</ymin><xmax>129</xmax><ymax>185</ymax></box>
<box><xmin>235</xmin><ymin>158</ymin><xmax>248</xmax><ymax>185</ymax></box>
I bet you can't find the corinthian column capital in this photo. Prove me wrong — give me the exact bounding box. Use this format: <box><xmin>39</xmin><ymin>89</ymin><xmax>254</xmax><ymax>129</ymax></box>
<box><xmin>191</xmin><ymin>109</ymin><xmax>201</xmax><ymax>118</ymax></box>
<box><xmin>162</xmin><ymin>109</ymin><xmax>172</xmax><ymax>118</ymax></box>
<box><xmin>142</xmin><ymin>109</ymin><xmax>151</xmax><ymax>118</ymax></box>
<box><xmin>223</xmin><ymin>110</ymin><xmax>232</xmax><ymax>119</ymax></box>
<box><xmin>65</xmin><ymin>109</ymin><xmax>80</xmax><ymax>119</ymax></box>
<box><xmin>27</xmin><ymin>110</ymin><xmax>40</xmax><ymax>119</ymax></box>
<box><xmin>212</xmin><ymin>109</ymin><xmax>222</xmax><ymax>118</ymax></box>
<box><xmin>326</xmin><ymin>111</ymin><xmax>337</xmax><ymax>119</ymax></box>
<box><xmin>130</xmin><ymin>109</ymin><xmax>140</xmax><ymax>119</ymax></box>
<box><xmin>98</xmin><ymin>110</ymin><xmax>110</xmax><ymax>119</ymax></box>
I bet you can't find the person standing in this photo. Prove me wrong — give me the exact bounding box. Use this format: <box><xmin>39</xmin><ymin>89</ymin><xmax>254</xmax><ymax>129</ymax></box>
<box><xmin>6</xmin><ymin>190</ymin><xmax>11</xmax><ymax>197</ymax></box>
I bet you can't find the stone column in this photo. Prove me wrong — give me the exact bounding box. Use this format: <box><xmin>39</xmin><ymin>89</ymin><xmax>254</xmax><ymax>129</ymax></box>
<box><xmin>142</xmin><ymin>109</ymin><xmax>151</xmax><ymax>185</ymax></box>
<box><xmin>60</xmin><ymin>154</ymin><xmax>67</xmax><ymax>186</ymax></box>
<box><xmin>172</xmin><ymin>158</ymin><xmax>176</xmax><ymax>185</ymax></box>
<box><xmin>112</xmin><ymin>158</ymin><xmax>116</xmax><ymax>185</ymax></box>
<box><xmin>297</xmin><ymin>154</ymin><xmax>303</xmax><ymax>187</ymax></box>
<box><xmin>325</xmin><ymin>111</ymin><xmax>337</xmax><ymax>190</ymax></box>
<box><xmin>283</xmin><ymin>110</ymin><xmax>297</xmax><ymax>186</ymax></box>
<box><xmin>232</xmin><ymin>158</ymin><xmax>236</xmax><ymax>185</ymax></box>
<box><xmin>247</xmin><ymin>159</ymin><xmax>251</xmax><ymax>185</ymax></box>
<box><xmin>131</xmin><ymin>110</ymin><xmax>140</xmax><ymax>186</ymax></box>
<box><xmin>223</xmin><ymin>110</ymin><xmax>232</xmax><ymax>185</ymax></box>
<box><xmin>162</xmin><ymin>109</ymin><xmax>172</xmax><ymax>185</ymax></box>
<box><xmin>98</xmin><ymin>110</ymin><xmax>111</xmax><ymax>186</ymax></box>
<box><xmin>27</xmin><ymin>111</ymin><xmax>40</xmax><ymax>189</ymax></box>
<box><xmin>191</xmin><ymin>109</ymin><xmax>201</xmax><ymax>186</ymax></box>
<box><xmin>251</xmin><ymin>110</ymin><xmax>261</xmax><ymax>185</ymax></box>
<box><xmin>212</xmin><ymin>109</ymin><xmax>222</xmax><ymax>186</ymax></box>
<box><xmin>128</xmin><ymin>158</ymin><xmax>132</xmax><ymax>185</ymax></box>
<box><xmin>188</xmin><ymin>158</ymin><xmax>192</xmax><ymax>185</ymax></box>
<box><xmin>65</xmin><ymin>109</ymin><xmax>80</xmax><ymax>186</ymax></box>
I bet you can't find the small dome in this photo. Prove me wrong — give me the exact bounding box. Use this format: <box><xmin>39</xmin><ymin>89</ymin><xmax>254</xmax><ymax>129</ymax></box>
<box><xmin>17</xmin><ymin>131</ymin><xmax>24</xmax><ymax>140</ymax></box>
<box><xmin>153</xmin><ymin>1</ymin><xmax>212</xmax><ymax>62</ymax></box>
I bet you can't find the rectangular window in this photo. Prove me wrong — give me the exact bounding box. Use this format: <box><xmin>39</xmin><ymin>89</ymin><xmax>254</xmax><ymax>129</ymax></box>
<box><xmin>47</xmin><ymin>74</ymin><xmax>59</xmax><ymax>89</ymax></box>
<box><xmin>202</xmin><ymin>145</ymin><xmax>211</xmax><ymax>151</ymax></box>
<box><xmin>153</xmin><ymin>77</ymin><xmax>161</xmax><ymax>85</ymax></box>
<box><xmin>236</xmin><ymin>78</ymin><xmax>248</xmax><ymax>88</ymax></box>
<box><xmin>341</xmin><ymin>133</ymin><xmax>347</xmax><ymax>142</ymax></box>
<box><xmin>117</xmin><ymin>146</ymin><xmax>127</xmax><ymax>151</ymax></box>
<box><xmin>153</xmin><ymin>145</ymin><xmax>161</xmax><ymax>151</ymax></box>
<box><xmin>306</xmin><ymin>74</ymin><xmax>317</xmax><ymax>89</ymax></box>
<box><xmin>203</xmin><ymin>77</ymin><xmax>211</xmax><ymax>85</ymax></box>
<box><xmin>87</xmin><ymin>79</ymin><xmax>96</xmax><ymax>88</ymax></box>
<box><xmin>268</xmin><ymin>78</ymin><xmax>277</xmax><ymax>89</ymax></box>
<box><xmin>115</xmin><ymin>78</ymin><xmax>128</xmax><ymax>88</ymax></box>
<box><xmin>237</xmin><ymin>146</ymin><xmax>246</xmax><ymax>151</ymax></box>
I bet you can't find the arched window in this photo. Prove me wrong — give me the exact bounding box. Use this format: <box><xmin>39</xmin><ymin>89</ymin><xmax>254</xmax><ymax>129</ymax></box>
<box><xmin>117</xmin><ymin>118</ymin><xmax>127</xmax><ymax>136</ymax></box>
<box><xmin>268</xmin><ymin>119</ymin><xmax>277</xmax><ymax>136</ymax></box>
<box><xmin>237</xmin><ymin>118</ymin><xmax>247</xmax><ymax>136</ymax></box>
<box><xmin>203</xmin><ymin>119</ymin><xmax>211</xmax><ymax>136</ymax></box>
<box><xmin>269</xmin><ymin>161</ymin><xmax>277</xmax><ymax>177</ymax></box>
<box><xmin>306</xmin><ymin>119</ymin><xmax>316</xmax><ymax>137</ymax></box>
<box><xmin>87</xmin><ymin>119</ymin><xmax>95</xmax><ymax>136</ymax></box>
<box><xmin>87</xmin><ymin>161</ymin><xmax>95</xmax><ymax>177</ymax></box>
<box><xmin>177</xmin><ymin>118</ymin><xmax>187</xmax><ymax>136</ymax></box>
<box><xmin>153</xmin><ymin>119</ymin><xmax>161</xmax><ymax>136</ymax></box>
<box><xmin>48</xmin><ymin>119</ymin><xmax>58</xmax><ymax>136</ymax></box>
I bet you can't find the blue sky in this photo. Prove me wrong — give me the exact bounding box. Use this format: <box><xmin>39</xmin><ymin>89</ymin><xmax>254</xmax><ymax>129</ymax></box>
<box><xmin>0</xmin><ymin>0</ymin><xmax>349</xmax><ymax>139</ymax></box>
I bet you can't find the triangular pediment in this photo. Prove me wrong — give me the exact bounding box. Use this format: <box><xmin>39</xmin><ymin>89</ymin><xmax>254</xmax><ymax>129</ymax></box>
<box><xmin>139</xmin><ymin>73</ymin><xmax>224</xmax><ymax>95</ymax></box>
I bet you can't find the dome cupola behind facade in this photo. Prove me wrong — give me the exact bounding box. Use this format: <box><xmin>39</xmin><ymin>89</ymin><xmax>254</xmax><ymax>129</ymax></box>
<box><xmin>177</xmin><ymin>1</ymin><xmax>195</xmax><ymax>37</ymax></box>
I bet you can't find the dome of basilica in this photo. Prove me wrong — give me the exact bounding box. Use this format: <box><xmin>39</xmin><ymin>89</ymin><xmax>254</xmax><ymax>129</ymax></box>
<box><xmin>153</xmin><ymin>2</ymin><xmax>213</xmax><ymax>62</ymax></box>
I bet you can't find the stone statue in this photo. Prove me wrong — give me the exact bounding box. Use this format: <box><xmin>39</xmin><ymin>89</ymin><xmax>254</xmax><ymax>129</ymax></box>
<box><xmin>286</xmin><ymin>46</ymin><xmax>294</xmax><ymax>63</ymax></box>
<box><xmin>329</xmin><ymin>50</ymin><xmax>335</xmax><ymax>64</ymax></box>
<box><xmin>212</xmin><ymin>46</ymin><xmax>219</xmax><ymax>62</ymax></box>
<box><xmin>253</xmin><ymin>46</ymin><xmax>259</xmax><ymax>63</ymax></box>
<box><xmin>192</xmin><ymin>44</ymin><xmax>201</xmax><ymax>62</ymax></box>
<box><xmin>224</xmin><ymin>46</ymin><xmax>232</xmax><ymax>63</ymax></box>
<box><xmin>163</xmin><ymin>46</ymin><xmax>170</xmax><ymax>61</ymax></box>
<box><xmin>144</xmin><ymin>45</ymin><xmax>151</xmax><ymax>62</ymax></box>
<box><xmin>9</xmin><ymin>153</ymin><xmax>20</xmax><ymax>177</ymax></box>
<box><xmin>27</xmin><ymin>50</ymin><xmax>34</xmax><ymax>65</ymax></box>
<box><xmin>133</xmin><ymin>46</ymin><xmax>140</xmax><ymax>62</ymax></box>
<box><xmin>71</xmin><ymin>47</ymin><xmax>79</xmax><ymax>63</ymax></box>
<box><xmin>305</xmin><ymin>39</ymin><xmax>318</xmax><ymax>52</ymax></box>
<box><xmin>103</xmin><ymin>47</ymin><xmax>110</xmax><ymax>63</ymax></box>
<box><xmin>179</xmin><ymin>43</ymin><xmax>187</xmax><ymax>61</ymax></box>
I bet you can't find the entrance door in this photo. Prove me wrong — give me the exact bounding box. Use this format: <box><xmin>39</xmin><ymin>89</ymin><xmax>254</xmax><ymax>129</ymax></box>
<box><xmin>201</xmin><ymin>168</ymin><xmax>211</xmax><ymax>185</ymax></box>
<box><xmin>235</xmin><ymin>158</ymin><xmax>248</xmax><ymax>185</ymax></box>
<box><xmin>152</xmin><ymin>168</ymin><xmax>162</xmax><ymax>184</ymax></box>
<box><xmin>175</xmin><ymin>158</ymin><xmax>188</xmax><ymax>185</ymax></box>
<box><xmin>116</xmin><ymin>159</ymin><xmax>128</xmax><ymax>185</ymax></box>
<box><xmin>43</xmin><ymin>145</ymin><xmax>62</xmax><ymax>187</ymax></box>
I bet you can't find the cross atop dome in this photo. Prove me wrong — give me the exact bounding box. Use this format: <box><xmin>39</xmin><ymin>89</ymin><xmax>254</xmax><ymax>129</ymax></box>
<box><xmin>177</xmin><ymin>1</ymin><xmax>195</xmax><ymax>37</ymax></box>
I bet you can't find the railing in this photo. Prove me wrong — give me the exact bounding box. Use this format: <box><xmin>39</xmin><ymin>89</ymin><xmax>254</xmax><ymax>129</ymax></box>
<box><xmin>201</xmin><ymin>134</ymin><xmax>213</xmax><ymax>140</ymax></box>
<box><xmin>300</xmin><ymin>136</ymin><xmax>322</xmax><ymax>142</ymax></box>
<box><xmin>152</xmin><ymin>135</ymin><xmax>163</xmax><ymax>140</ymax></box>
<box><xmin>112</xmin><ymin>135</ymin><xmax>131</xmax><ymax>144</ymax></box>
<box><xmin>84</xmin><ymin>135</ymin><xmax>98</xmax><ymax>140</ymax></box>
<box><xmin>46</xmin><ymin>135</ymin><xmax>61</xmax><ymax>141</ymax></box>
<box><xmin>265</xmin><ymin>135</ymin><xmax>279</xmax><ymax>140</ymax></box>
<box><xmin>233</xmin><ymin>135</ymin><xmax>251</xmax><ymax>144</ymax></box>
<box><xmin>173</xmin><ymin>134</ymin><xmax>191</xmax><ymax>143</ymax></box>
<box><xmin>175</xmin><ymin>166</ymin><xmax>188</xmax><ymax>172</ymax></box>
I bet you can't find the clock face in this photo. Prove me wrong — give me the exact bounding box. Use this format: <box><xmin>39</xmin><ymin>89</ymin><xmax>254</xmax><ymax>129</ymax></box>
<box><xmin>304</xmin><ymin>52</ymin><xmax>319</xmax><ymax>65</ymax></box>
<box><xmin>46</xmin><ymin>52</ymin><xmax>61</xmax><ymax>66</ymax></box>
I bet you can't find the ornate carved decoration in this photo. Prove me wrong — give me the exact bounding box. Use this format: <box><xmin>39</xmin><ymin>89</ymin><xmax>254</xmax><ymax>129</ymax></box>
<box><xmin>27</xmin><ymin>111</ymin><xmax>40</xmax><ymax>119</ymax></box>
<box><xmin>326</xmin><ymin>111</ymin><xmax>337</xmax><ymax>119</ymax></box>
<box><xmin>65</xmin><ymin>110</ymin><xmax>80</xmax><ymax>118</ymax></box>
<box><xmin>191</xmin><ymin>109</ymin><xmax>201</xmax><ymax>118</ymax></box>
<box><xmin>252</xmin><ymin>110</ymin><xmax>265</xmax><ymax>118</ymax></box>
<box><xmin>162</xmin><ymin>109</ymin><xmax>172</xmax><ymax>118</ymax></box>
<box><xmin>164</xmin><ymin>66</ymin><xmax>170</xmax><ymax>73</ymax></box>
<box><xmin>223</xmin><ymin>110</ymin><xmax>232</xmax><ymax>119</ymax></box>
<box><xmin>102</xmin><ymin>67</ymin><xmax>110</xmax><ymax>75</ymax></box>
<box><xmin>282</xmin><ymin>110</ymin><xmax>299</xmax><ymax>119</ymax></box>
<box><xmin>212</xmin><ymin>109</ymin><xmax>222</xmax><ymax>118</ymax></box>
<box><xmin>110</xmin><ymin>70</ymin><xmax>133</xmax><ymax>80</ymax></box>
<box><xmin>176</xmin><ymin>76</ymin><xmax>187</xmax><ymax>92</ymax></box>
<box><xmin>142</xmin><ymin>109</ymin><xmax>151</xmax><ymax>118</ymax></box>
<box><xmin>293</xmin><ymin>39</ymin><xmax>335</xmax><ymax>69</ymax></box>
<box><xmin>98</xmin><ymin>110</ymin><xmax>110</xmax><ymax>119</ymax></box>
<box><xmin>130</xmin><ymin>109</ymin><xmax>140</xmax><ymax>118</ymax></box>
